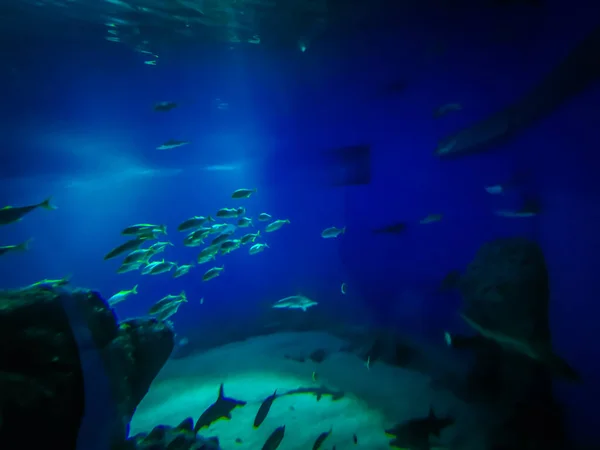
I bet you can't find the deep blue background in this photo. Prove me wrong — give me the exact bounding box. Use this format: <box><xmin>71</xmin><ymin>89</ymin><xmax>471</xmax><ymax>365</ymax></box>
<box><xmin>1</xmin><ymin>0</ymin><xmax>598</xmax><ymax>445</ymax></box>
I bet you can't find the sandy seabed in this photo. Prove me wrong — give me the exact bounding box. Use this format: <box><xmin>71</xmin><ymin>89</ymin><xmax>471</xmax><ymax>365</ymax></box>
<box><xmin>131</xmin><ymin>332</ymin><xmax>487</xmax><ymax>450</ymax></box>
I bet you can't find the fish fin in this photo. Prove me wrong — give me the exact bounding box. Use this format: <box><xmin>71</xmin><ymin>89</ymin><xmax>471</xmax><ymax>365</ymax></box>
<box><xmin>218</xmin><ymin>383</ymin><xmax>225</xmax><ymax>399</ymax></box>
<box><xmin>40</xmin><ymin>197</ymin><xmax>57</xmax><ymax>210</ymax></box>
<box><xmin>429</xmin><ymin>406</ymin><xmax>436</xmax><ymax>419</ymax></box>
<box><xmin>160</xmin><ymin>224</ymin><xmax>167</xmax><ymax>234</ymax></box>
<box><xmin>132</xmin><ymin>284</ymin><xmax>138</xmax><ymax>294</ymax></box>
<box><xmin>316</xmin><ymin>393</ymin><xmax>322</xmax><ymax>401</ymax></box>
<box><xmin>17</xmin><ymin>238</ymin><xmax>32</xmax><ymax>251</ymax></box>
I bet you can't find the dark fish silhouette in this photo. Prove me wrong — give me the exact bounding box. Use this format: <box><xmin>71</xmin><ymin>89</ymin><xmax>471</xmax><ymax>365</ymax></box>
<box><xmin>312</xmin><ymin>427</ymin><xmax>332</xmax><ymax>450</ymax></box>
<box><xmin>153</xmin><ymin>101</ymin><xmax>178</xmax><ymax>112</ymax></box>
<box><xmin>280</xmin><ymin>386</ymin><xmax>344</xmax><ymax>401</ymax></box>
<box><xmin>372</xmin><ymin>222</ymin><xmax>407</xmax><ymax>234</ymax></box>
<box><xmin>254</xmin><ymin>390</ymin><xmax>278</xmax><ymax>428</ymax></box>
<box><xmin>104</xmin><ymin>237</ymin><xmax>148</xmax><ymax>260</ymax></box>
<box><xmin>352</xmin><ymin>433</ymin><xmax>358</xmax><ymax>444</ymax></box>
<box><xmin>385</xmin><ymin>407</ymin><xmax>454</xmax><ymax>450</ymax></box>
<box><xmin>262</xmin><ymin>425</ymin><xmax>285</xmax><ymax>450</ymax></box>
<box><xmin>0</xmin><ymin>197</ymin><xmax>55</xmax><ymax>226</ymax></box>
<box><xmin>194</xmin><ymin>383</ymin><xmax>246</xmax><ymax>432</ymax></box>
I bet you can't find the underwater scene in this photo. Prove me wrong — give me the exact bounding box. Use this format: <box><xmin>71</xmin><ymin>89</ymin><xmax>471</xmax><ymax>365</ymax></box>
<box><xmin>1</xmin><ymin>0</ymin><xmax>599</xmax><ymax>449</ymax></box>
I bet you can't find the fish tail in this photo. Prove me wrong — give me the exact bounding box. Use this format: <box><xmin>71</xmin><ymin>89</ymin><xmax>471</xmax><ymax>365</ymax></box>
<box><xmin>342</xmin><ymin>226</ymin><xmax>346</xmax><ymax>234</ymax></box>
<box><xmin>40</xmin><ymin>197</ymin><xmax>57</xmax><ymax>210</ymax></box>
<box><xmin>180</xmin><ymin>290</ymin><xmax>187</xmax><ymax>300</ymax></box>
<box><xmin>132</xmin><ymin>284</ymin><xmax>138</xmax><ymax>295</ymax></box>
<box><xmin>160</xmin><ymin>224</ymin><xmax>167</xmax><ymax>235</ymax></box>
<box><xmin>18</xmin><ymin>238</ymin><xmax>32</xmax><ymax>251</ymax></box>
<box><xmin>207</xmin><ymin>215</ymin><xmax>215</xmax><ymax>222</ymax></box>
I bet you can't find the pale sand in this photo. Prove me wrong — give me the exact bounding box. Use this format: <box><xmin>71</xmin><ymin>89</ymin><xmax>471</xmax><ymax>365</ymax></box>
<box><xmin>131</xmin><ymin>331</ymin><xmax>486</xmax><ymax>450</ymax></box>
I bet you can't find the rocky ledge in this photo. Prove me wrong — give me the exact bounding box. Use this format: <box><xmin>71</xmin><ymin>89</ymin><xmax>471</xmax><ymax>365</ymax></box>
<box><xmin>0</xmin><ymin>285</ymin><xmax>174</xmax><ymax>450</ymax></box>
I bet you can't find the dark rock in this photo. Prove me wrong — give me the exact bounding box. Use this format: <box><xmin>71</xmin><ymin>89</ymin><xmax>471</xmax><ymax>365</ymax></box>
<box><xmin>129</xmin><ymin>422</ymin><xmax>221</xmax><ymax>450</ymax></box>
<box><xmin>455</xmin><ymin>238</ymin><xmax>573</xmax><ymax>450</ymax></box>
<box><xmin>459</xmin><ymin>237</ymin><xmax>578</xmax><ymax>381</ymax></box>
<box><xmin>0</xmin><ymin>285</ymin><xmax>174</xmax><ymax>449</ymax></box>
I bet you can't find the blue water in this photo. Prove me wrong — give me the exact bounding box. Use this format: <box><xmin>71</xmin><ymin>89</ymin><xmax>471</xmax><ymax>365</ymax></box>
<box><xmin>1</xmin><ymin>0</ymin><xmax>599</xmax><ymax>447</ymax></box>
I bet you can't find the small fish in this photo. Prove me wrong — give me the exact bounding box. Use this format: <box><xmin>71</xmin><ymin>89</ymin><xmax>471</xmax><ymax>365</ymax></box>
<box><xmin>265</xmin><ymin>219</ymin><xmax>290</xmax><ymax>233</ymax></box>
<box><xmin>194</xmin><ymin>384</ymin><xmax>246</xmax><ymax>432</ymax></box>
<box><xmin>156</xmin><ymin>139</ymin><xmax>189</xmax><ymax>150</ymax></box>
<box><xmin>211</xmin><ymin>232</ymin><xmax>234</xmax><ymax>246</ymax></box>
<box><xmin>433</xmin><ymin>102</ymin><xmax>462</xmax><ymax>118</ymax></box>
<box><xmin>173</xmin><ymin>263</ymin><xmax>194</xmax><ymax>278</ymax></box>
<box><xmin>485</xmin><ymin>171</ymin><xmax>529</xmax><ymax>195</ymax></box>
<box><xmin>25</xmin><ymin>275</ymin><xmax>71</xmax><ymax>289</ymax></box>
<box><xmin>220</xmin><ymin>240</ymin><xmax>241</xmax><ymax>255</ymax></box>
<box><xmin>272</xmin><ymin>295</ymin><xmax>317</xmax><ymax>312</ymax></box>
<box><xmin>149</xmin><ymin>241</ymin><xmax>174</xmax><ymax>254</ymax></box>
<box><xmin>253</xmin><ymin>389</ymin><xmax>278</xmax><ymax>428</ymax></box>
<box><xmin>153</xmin><ymin>101</ymin><xmax>178</xmax><ymax>112</ymax></box>
<box><xmin>123</xmin><ymin>248</ymin><xmax>156</xmax><ymax>265</ymax></box>
<box><xmin>148</xmin><ymin>291</ymin><xmax>186</xmax><ymax>315</ymax></box>
<box><xmin>0</xmin><ymin>197</ymin><xmax>56</xmax><ymax>226</ymax></box>
<box><xmin>104</xmin><ymin>237</ymin><xmax>148</xmax><ymax>260</ymax></box>
<box><xmin>0</xmin><ymin>239</ymin><xmax>31</xmax><ymax>257</ymax></box>
<box><xmin>202</xmin><ymin>265</ymin><xmax>224</xmax><ymax>281</ymax></box>
<box><xmin>150</xmin><ymin>261</ymin><xmax>177</xmax><ymax>275</ymax></box>
<box><xmin>340</xmin><ymin>283</ymin><xmax>347</xmax><ymax>294</ymax></box>
<box><xmin>105</xmin><ymin>36</ymin><xmax>120</xmax><ymax>42</ymax></box>
<box><xmin>237</xmin><ymin>217</ymin><xmax>253</xmax><ymax>228</ymax></box>
<box><xmin>372</xmin><ymin>222</ymin><xmax>406</xmax><ymax>234</ymax></box>
<box><xmin>144</xmin><ymin>60</ymin><xmax>157</xmax><ymax>65</ymax></box>
<box><xmin>249</xmin><ymin>243</ymin><xmax>269</xmax><ymax>255</ymax></box>
<box><xmin>155</xmin><ymin>302</ymin><xmax>183</xmax><ymax>321</ymax></box>
<box><xmin>108</xmin><ymin>284</ymin><xmax>138</xmax><ymax>306</ymax></box>
<box><xmin>232</xmin><ymin>188</ymin><xmax>257</xmax><ymax>199</ymax></box>
<box><xmin>261</xmin><ymin>425</ymin><xmax>285</xmax><ymax>450</ymax></box>
<box><xmin>117</xmin><ymin>262</ymin><xmax>142</xmax><ymax>274</ymax></box>
<box><xmin>312</xmin><ymin>427</ymin><xmax>332</xmax><ymax>450</ymax></box>
<box><xmin>216</xmin><ymin>208</ymin><xmax>239</xmax><ymax>219</ymax></box>
<box><xmin>419</xmin><ymin>214</ymin><xmax>442</xmax><ymax>224</ymax></box>
<box><xmin>141</xmin><ymin>260</ymin><xmax>162</xmax><ymax>275</ymax></box>
<box><xmin>435</xmin><ymin>139</ymin><xmax>457</xmax><ymax>156</ymax></box>
<box><xmin>240</xmin><ymin>231</ymin><xmax>260</xmax><ymax>245</ymax></box>
<box><xmin>353</xmin><ymin>433</ymin><xmax>358</xmax><ymax>444</ymax></box>
<box><xmin>258</xmin><ymin>213</ymin><xmax>272</xmax><ymax>221</ymax></box>
<box><xmin>485</xmin><ymin>185</ymin><xmax>504</xmax><ymax>195</ymax></box>
<box><xmin>122</xmin><ymin>223</ymin><xmax>166</xmax><ymax>236</ymax></box>
<box><xmin>321</xmin><ymin>226</ymin><xmax>345</xmax><ymax>239</ymax></box>
<box><xmin>178</xmin><ymin>216</ymin><xmax>214</xmax><ymax>232</ymax></box>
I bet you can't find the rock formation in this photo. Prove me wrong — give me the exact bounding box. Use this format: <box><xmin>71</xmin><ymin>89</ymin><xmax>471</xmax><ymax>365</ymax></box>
<box><xmin>0</xmin><ymin>285</ymin><xmax>174</xmax><ymax>450</ymax></box>
<box><xmin>453</xmin><ymin>238</ymin><xmax>576</xmax><ymax>450</ymax></box>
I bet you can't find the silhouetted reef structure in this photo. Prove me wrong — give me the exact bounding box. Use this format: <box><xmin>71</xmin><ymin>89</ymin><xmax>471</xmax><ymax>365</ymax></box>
<box><xmin>450</xmin><ymin>237</ymin><xmax>576</xmax><ymax>450</ymax></box>
<box><xmin>0</xmin><ymin>286</ymin><xmax>174</xmax><ymax>449</ymax></box>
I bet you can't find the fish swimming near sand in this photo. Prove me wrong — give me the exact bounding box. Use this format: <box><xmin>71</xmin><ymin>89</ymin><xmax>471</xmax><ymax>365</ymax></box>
<box><xmin>194</xmin><ymin>383</ymin><xmax>246</xmax><ymax>432</ymax></box>
<box><xmin>254</xmin><ymin>389</ymin><xmax>278</xmax><ymax>428</ymax></box>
